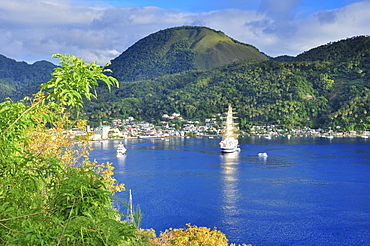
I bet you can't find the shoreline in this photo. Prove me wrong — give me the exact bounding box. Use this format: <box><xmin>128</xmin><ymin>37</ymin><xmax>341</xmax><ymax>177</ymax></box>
<box><xmin>90</xmin><ymin>133</ymin><xmax>369</xmax><ymax>142</ymax></box>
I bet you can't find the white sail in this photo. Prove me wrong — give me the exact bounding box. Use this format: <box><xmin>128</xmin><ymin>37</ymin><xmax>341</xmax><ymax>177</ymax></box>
<box><xmin>219</xmin><ymin>105</ymin><xmax>240</xmax><ymax>153</ymax></box>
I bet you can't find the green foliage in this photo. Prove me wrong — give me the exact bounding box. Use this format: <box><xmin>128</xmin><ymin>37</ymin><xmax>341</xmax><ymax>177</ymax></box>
<box><xmin>41</xmin><ymin>53</ymin><xmax>119</xmax><ymax>108</ymax></box>
<box><xmin>0</xmin><ymin>54</ymin><xmax>149</xmax><ymax>245</ymax></box>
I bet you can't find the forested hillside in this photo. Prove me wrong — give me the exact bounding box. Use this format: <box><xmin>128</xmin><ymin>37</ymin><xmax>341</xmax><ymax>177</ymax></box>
<box><xmin>108</xmin><ymin>26</ymin><xmax>268</xmax><ymax>81</ymax></box>
<box><xmin>0</xmin><ymin>28</ymin><xmax>369</xmax><ymax>132</ymax></box>
<box><xmin>294</xmin><ymin>36</ymin><xmax>370</xmax><ymax>62</ymax></box>
<box><xmin>0</xmin><ymin>55</ymin><xmax>56</xmax><ymax>101</ymax></box>
<box><xmin>84</xmin><ymin>36</ymin><xmax>370</xmax><ymax>132</ymax></box>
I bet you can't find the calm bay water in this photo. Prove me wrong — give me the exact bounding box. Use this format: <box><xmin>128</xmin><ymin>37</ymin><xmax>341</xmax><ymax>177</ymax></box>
<box><xmin>90</xmin><ymin>136</ymin><xmax>370</xmax><ymax>246</ymax></box>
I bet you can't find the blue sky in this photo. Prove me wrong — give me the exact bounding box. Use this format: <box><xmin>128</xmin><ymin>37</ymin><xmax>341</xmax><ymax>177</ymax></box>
<box><xmin>0</xmin><ymin>0</ymin><xmax>369</xmax><ymax>64</ymax></box>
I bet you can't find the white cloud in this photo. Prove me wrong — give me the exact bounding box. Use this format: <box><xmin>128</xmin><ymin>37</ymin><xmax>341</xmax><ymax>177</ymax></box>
<box><xmin>290</xmin><ymin>0</ymin><xmax>370</xmax><ymax>55</ymax></box>
<box><xmin>0</xmin><ymin>0</ymin><xmax>368</xmax><ymax>64</ymax></box>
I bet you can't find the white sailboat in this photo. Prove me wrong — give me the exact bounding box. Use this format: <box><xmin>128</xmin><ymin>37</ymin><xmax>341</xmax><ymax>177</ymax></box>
<box><xmin>116</xmin><ymin>142</ymin><xmax>127</xmax><ymax>157</ymax></box>
<box><xmin>219</xmin><ymin>105</ymin><xmax>240</xmax><ymax>153</ymax></box>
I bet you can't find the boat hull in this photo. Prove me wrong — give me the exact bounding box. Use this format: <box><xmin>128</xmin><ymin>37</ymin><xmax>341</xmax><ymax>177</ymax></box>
<box><xmin>220</xmin><ymin>146</ymin><xmax>240</xmax><ymax>153</ymax></box>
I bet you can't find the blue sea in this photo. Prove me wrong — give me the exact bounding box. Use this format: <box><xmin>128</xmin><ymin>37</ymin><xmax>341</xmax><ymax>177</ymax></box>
<box><xmin>90</xmin><ymin>136</ymin><xmax>370</xmax><ymax>246</ymax></box>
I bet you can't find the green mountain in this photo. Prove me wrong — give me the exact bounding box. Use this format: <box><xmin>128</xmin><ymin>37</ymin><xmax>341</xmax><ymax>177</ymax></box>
<box><xmin>85</xmin><ymin>35</ymin><xmax>370</xmax><ymax>132</ymax></box>
<box><xmin>108</xmin><ymin>26</ymin><xmax>269</xmax><ymax>81</ymax></box>
<box><xmin>294</xmin><ymin>36</ymin><xmax>370</xmax><ymax>62</ymax></box>
<box><xmin>0</xmin><ymin>55</ymin><xmax>56</xmax><ymax>101</ymax></box>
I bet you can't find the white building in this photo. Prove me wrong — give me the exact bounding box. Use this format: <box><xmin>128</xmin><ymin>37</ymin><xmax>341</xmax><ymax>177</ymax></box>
<box><xmin>93</xmin><ymin>126</ymin><xmax>111</xmax><ymax>139</ymax></box>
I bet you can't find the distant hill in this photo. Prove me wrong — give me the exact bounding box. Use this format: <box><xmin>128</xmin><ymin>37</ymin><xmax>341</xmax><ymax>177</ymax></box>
<box><xmin>270</xmin><ymin>55</ymin><xmax>294</xmax><ymax>62</ymax></box>
<box><xmin>0</xmin><ymin>55</ymin><xmax>56</xmax><ymax>101</ymax></box>
<box><xmin>294</xmin><ymin>35</ymin><xmax>370</xmax><ymax>62</ymax></box>
<box><xmin>108</xmin><ymin>26</ymin><xmax>269</xmax><ymax>81</ymax></box>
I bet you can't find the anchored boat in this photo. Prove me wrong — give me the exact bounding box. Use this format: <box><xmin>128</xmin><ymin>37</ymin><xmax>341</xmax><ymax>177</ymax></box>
<box><xmin>219</xmin><ymin>105</ymin><xmax>240</xmax><ymax>153</ymax></box>
<box><xmin>116</xmin><ymin>142</ymin><xmax>127</xmax><ymax>157</ymax></box>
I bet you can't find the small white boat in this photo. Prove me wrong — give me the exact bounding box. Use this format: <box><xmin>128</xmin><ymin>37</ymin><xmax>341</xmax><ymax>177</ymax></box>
<box><xmin>116</xmin><ymin>142</ymin><xmax>127</xmax><ymax>156</ymax></box>
<box><xmin>258</xmin><ymin>152</ymin><xmax>268</xmax><ymax>157</ymax></box>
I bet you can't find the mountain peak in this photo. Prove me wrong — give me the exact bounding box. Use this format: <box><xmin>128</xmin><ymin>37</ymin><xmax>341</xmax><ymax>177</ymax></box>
<box><xmin>109</xmin><ymin>26</ymin><xmax>268</xmax><ymax>81</ymax></box>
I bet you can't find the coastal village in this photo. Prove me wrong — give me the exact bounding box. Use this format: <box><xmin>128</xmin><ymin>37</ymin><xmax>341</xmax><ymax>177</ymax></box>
<box><xmin>68</xmin><ymin>112</ymin><xmax>368</xmax><ymax>140</ymax></box>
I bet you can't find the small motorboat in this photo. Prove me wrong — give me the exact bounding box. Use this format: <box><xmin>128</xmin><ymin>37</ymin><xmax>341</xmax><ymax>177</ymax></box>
<box><xmin>258</xmin><ymin>152</ymin><xmax>268</xmax><ymax>157</ymax></box>
<box><xmin>116</xmin><ymin>142</ymin><xmax>127</xmax><ymax>157</ymax></box>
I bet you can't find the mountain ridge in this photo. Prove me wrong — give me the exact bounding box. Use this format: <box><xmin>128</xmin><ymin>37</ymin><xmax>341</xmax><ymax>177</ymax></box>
<box><xmin>108</xmin><ymin>26</ymin><xmax>269</xmax><ymax>81</ymax></box>
<box><xmin>294</xmin><ymin>35</ymin><xmax>370</xmax><ymax>62</ymax></box>
<box><xmin>0</xmin><ymin>54</ymin><xmax>56</xmax><ymax>101</ymax></box>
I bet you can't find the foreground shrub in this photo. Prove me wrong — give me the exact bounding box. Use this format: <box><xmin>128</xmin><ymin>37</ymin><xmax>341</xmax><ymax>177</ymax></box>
<box><xmin>0</xmin><ymin>54</ymin><xmax>149</xmax><ymax>245</ymax></box>
<box><xmin>148</xmin><ymin>224</ymin><xmax>251</xmax><ymax>246</ymax></box>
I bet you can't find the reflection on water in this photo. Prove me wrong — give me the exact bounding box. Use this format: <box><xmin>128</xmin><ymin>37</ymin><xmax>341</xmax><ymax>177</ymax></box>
<box><xmin>220</xmin><ymin>152</ymin><xmax>241</xmax><ymax>225</ymax></box>
<box><xmin>117</xmin><ymin>154</ymin><xmax>126</xmax><ymax>165</ymax></box>
<box><xmin>258</xmin><ymin>154</ymin><xmax>268</xmax><ymax>164</ymax></box>
<box><xmin>95</xmin><ymin>140</ymin><xmax>110</xmax><ymax>150</ymax></box>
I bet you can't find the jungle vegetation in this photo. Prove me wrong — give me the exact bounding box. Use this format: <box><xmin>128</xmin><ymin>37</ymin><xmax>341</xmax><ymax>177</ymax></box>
<box><xmin>0</xmin><ymin>27</ymin><xmax>369</xmax><ymax>132</ymax></box>
<box><xmin>0</xmin><ymin>54</ymin><xmax>56</xmax><ymax>101</ymax></box>
<box><xmin>84</xmin><ymin>34</ymin><xmax>370</xmax><ymax>132</ymax></box>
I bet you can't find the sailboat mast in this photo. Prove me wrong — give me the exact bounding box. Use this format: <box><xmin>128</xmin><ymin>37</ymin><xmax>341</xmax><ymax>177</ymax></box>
<box><xmin>128</xmin><ymin>189</ymin><xmax>133</xmax><ymax>222</ymax></box>
<box><xmin>223</xmin><ymin>105</ymin><xmax>238</xmax><ymax>139</ymax></box>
